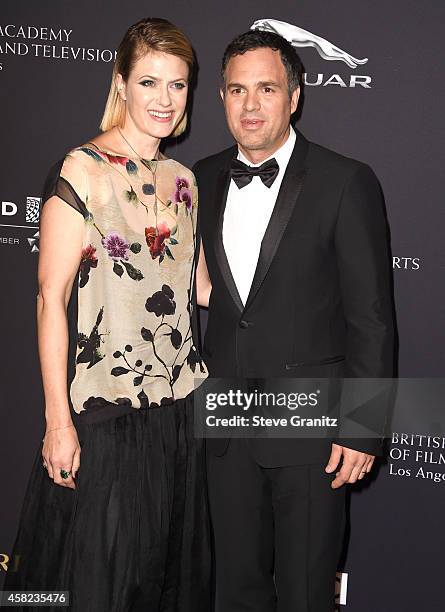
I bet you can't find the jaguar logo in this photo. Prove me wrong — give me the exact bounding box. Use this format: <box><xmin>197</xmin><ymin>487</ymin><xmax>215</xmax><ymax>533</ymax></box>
<box><xmin>251</xmin><ymin>19</ymin><xmax>368</xmax><ymax>69</ymax></box>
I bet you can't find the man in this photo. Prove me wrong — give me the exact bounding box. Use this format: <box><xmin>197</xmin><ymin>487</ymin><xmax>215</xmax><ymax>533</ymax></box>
<box><xmin>194</xmin><ymin>30</ymin><xmax>394</xmax><ymax>612</ymax></box>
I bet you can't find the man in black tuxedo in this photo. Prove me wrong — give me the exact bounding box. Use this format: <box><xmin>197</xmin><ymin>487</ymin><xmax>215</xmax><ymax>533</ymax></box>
<box><xmin>194</xmin><ymin>30</ymin><xmax>394</xmax><ymax>612</ymax></box>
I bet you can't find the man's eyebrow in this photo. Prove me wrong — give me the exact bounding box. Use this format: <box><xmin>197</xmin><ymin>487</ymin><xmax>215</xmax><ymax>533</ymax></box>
<box><xmin>226</xmin><ymin>80</ymin><xmax>281</xmax><ymax>88</ymax></box>
<box><xmin>257</xmin><ymin>80</ymin><xmax>281</xmax><ymax>87</ymax></box>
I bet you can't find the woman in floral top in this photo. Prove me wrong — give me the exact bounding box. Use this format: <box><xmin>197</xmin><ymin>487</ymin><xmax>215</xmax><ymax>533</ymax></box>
<box><xmin>5</xmin><ymin>18</ymin><xmax>210</xmax><ymax>611</ymax></box>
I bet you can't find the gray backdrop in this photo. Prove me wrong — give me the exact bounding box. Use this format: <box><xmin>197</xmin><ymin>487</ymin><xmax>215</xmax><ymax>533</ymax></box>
<box><xmin>1</xmin><ymin>1</ymin><xmax>444</xmax><ymax>609</ymax></box>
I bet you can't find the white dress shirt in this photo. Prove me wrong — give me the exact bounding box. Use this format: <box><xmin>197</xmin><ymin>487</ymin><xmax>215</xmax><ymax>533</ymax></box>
<box><xmin>223</xmin><ymin>126</ymin><xmax>297</xmax><ymax>305</ymax></box>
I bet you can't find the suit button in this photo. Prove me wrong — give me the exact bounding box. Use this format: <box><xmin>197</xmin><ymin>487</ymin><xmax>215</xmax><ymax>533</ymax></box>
<box><xmin>239</xmin><ymin>319</ymin><xmax>249</xmax><ymax>329</ymax></box>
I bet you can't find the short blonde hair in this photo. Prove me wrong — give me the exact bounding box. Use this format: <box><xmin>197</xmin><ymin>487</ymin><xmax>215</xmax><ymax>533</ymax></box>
<box><xmin>100</xmin><ymin>18</ymin><xmax>195</xmax><ymax>137</ymax></box>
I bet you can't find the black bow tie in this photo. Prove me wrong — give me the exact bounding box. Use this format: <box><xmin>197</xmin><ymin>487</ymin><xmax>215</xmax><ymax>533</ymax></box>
<box><xmin>230</xmin><ymin>158</ymin><xmax>279</xmax><ymax>189</ymax></box>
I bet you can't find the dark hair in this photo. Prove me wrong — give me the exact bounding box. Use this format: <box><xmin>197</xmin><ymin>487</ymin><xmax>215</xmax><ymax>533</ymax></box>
<box><xmin>221</xmin><ymin>30</ymin><xmax>303</xmax><ymax>96</ymax></box>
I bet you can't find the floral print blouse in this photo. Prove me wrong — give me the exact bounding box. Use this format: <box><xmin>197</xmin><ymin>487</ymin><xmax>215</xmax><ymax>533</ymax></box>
<box><xmin>44</xmin><ymin>143</ymin><xmax>207</xmax><ymax>418</ymax></box>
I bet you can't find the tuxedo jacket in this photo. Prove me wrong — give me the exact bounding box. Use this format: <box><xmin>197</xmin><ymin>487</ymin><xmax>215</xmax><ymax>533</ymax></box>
<box><xmin>193</xmin><ymin>128</ymin><xmax>395</xmax><ymax>466</ymax></box>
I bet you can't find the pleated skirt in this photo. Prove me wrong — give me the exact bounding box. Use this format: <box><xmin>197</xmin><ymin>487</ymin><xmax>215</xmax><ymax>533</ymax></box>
<box><xmin>4</xmin><ymin>392</ymin><xmax>212</xmax><ymax>611</ymax></box>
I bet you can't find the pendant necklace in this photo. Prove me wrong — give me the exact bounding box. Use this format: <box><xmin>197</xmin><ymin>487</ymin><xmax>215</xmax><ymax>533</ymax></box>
<box><xmin>117</xmin><ymin>126</ymin><xmax>162</xmax><ymax>225</ymax></box>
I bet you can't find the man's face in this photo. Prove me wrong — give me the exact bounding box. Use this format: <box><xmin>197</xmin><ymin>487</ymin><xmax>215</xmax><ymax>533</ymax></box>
<box><xmin>221</xmin><ymin>48</ymin><xmax>299</xmax><ymax>161</ymax></box>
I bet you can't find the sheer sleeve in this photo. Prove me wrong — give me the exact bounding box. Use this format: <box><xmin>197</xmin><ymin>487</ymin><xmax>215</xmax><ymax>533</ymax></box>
<box><xmin>42</xmin><ymin>150</ymin><xmax>89</xmax><ymax>219</ymax></box>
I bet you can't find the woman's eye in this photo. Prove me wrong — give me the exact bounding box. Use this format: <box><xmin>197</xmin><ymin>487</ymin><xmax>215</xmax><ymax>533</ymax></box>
<box><xmin>140</xmin><ymin>80</ymin><xmax>155</xmax><ymax>87</ymax></box>
<box><xmin>171</xmin><ymin>82</ymin><xmax>186</xmax><ymax>90</ymax></box>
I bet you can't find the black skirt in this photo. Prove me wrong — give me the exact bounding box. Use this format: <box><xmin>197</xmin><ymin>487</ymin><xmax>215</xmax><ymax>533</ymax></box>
<box><xmin>4</xmin><ymin>393</ymin><xmax>212</xmax><ymax>611</ymax></box>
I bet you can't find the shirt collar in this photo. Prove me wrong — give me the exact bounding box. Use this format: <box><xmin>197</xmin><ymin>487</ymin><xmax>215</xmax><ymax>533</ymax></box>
<box><xmin>237</xmin><ymin>125</ymin><xmax>296</xmax><ymax>172</ymax></box>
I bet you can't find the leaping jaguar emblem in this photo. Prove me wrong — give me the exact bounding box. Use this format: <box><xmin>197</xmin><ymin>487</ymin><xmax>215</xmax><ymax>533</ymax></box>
<box><xmin>251</xmin><ymin>19</ymin><xmax>368</xmax><ymax>69</ymax></box>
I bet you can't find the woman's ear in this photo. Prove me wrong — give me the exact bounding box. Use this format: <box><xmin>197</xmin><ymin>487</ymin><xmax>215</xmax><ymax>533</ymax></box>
<box><xmin>116</xmin><ymin>74</ymin><xmax>127</xmax><ymax>101</ymax></box>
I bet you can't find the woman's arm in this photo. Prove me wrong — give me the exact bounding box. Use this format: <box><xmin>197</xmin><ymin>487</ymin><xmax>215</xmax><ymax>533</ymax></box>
<box><xmin>196</xmin><ymin>241</ymin><xmax>212</xmax><ymax>308</ymax></box>
<box><xmin>38</xmin><ymin>195</ymin><xmax>84</xmax><ymax>488</ymax></box>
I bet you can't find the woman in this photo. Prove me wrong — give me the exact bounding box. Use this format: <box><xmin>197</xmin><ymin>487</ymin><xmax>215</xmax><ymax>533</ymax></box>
<box><xmin>5</xmin><ymin>17</ymin><xmax>210</xmax><ymax>611</ymax></box>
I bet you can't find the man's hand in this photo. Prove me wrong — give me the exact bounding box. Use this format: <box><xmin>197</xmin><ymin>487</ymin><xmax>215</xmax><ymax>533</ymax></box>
<box><xmin>325</xmin><ymin>443</ymin><xmax>375</xmax><ymax>489</ymax></box>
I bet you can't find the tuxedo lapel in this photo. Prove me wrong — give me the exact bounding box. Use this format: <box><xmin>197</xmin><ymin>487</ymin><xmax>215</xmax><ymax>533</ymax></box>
<box><xmin>244</xmin><ymin>130</ymin><xmax>309</xmax><ymax>310</ymax></box>
<box><xmin>213</xmin><ymin>150</ymin><xmax>244</xmax><ymax>313</ymax></box>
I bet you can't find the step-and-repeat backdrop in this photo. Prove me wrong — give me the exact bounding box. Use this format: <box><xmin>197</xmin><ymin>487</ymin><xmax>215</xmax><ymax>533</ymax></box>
<box><xmin>1</xmin><ymin>1</ymin><xmax>444</xmax><ymax>610</ymax></box>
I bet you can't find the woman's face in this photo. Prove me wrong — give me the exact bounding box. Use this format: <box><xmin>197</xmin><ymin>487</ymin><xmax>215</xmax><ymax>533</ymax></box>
<box><xmin>117</xmin><ymin>50</ymin><xmax>189</xmax><ymax>140</ymax></box>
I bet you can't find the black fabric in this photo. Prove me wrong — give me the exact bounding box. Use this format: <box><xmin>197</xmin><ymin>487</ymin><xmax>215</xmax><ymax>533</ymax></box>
<box><xmin>4</xmin><ymin>394</ymin><xmax>211</xmax><ymax>612</ymax></box>
<box><xmin>207</xmin><ymin>439</ymin><xmax>346</xmax><ymax>612</ymax></box>
<box><xmin>193</xmin><ymin>128</ymin><xmax>395</xmax><ymax>464</ymax></box>
<box><xmin>42</xmin><ymin>159</ymin><xmax>89</xmax><ymax>218</ymax></box>
<box><xmin>230</xmin><ymin>157</ymin><xmax>279</xmax><ymax>189</ymax></box>
<box><xmin>191</xmin><ymin>191</ymin><xmax>204</xmax><ymax>357</ymax></box>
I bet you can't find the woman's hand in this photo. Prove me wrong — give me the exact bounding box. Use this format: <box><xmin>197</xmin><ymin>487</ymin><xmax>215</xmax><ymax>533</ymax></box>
<box><xmin>42</xmin><ymin>424</ymin><xmax>81</xmax><ymax>490</ymax></box>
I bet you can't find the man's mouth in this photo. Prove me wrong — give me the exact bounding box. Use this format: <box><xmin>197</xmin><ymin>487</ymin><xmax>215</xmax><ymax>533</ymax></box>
<box><xmin>240</xmin><ymin>118</ymin><xmax>265</xmax><ymax>129</ymax></box>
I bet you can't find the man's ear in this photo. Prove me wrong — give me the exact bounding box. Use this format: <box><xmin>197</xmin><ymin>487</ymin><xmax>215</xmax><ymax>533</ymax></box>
<box><xmin>290</xmin><ymin>86</ymin><xmax>300</xmax><ymax>115</ymax></box>
<box><xmin>219</xmin><ymin>87</ymin><xmax>225</xmax><ymax>103</ymax></box>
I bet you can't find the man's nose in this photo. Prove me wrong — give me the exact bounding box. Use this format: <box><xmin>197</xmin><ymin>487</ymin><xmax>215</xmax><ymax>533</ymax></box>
<box><xmin>243</xmin><ymin>90</ymin><xmax>260</xmax><ymax>112</ymax></box>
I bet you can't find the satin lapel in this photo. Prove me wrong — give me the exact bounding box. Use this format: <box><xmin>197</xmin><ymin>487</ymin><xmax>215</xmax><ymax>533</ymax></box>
<box><xmin>244</xmin><ymin>132</ymin><xmax>309</xmax><ymax>310</ymax></box>
<box><xmin>214</xmin><ymin>159</ymin><xmax>244</xmax><ymax>313</ymax></box>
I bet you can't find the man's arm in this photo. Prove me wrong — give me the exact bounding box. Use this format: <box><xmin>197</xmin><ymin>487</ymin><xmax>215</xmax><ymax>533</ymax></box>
<box><xmin>326</xmin><ymin>163</ymin><xmax>395</xmax><ymax>487</ymax></box>
<box><xmin>334</xmin><ymin>162</ymin><xmax>394</xmax><ymax>379</ymax></box>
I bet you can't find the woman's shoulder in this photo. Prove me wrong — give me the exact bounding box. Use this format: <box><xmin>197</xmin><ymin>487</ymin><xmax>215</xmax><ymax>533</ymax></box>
<box><xmin>66</xmin><ymin>142</ymin><xmax>110</xmax><ymax>165</ymax></box>
<box><xmin>58</xmin><ymin>143</ymin><xmax>100</xmax><ymax>171</ymax></box>
<box><xmin>42</xmin><ymin>144</ymin><xmax>95</xmax><ymax>213</ymax></box>
<box><xmin>50</xmin><ymin>140</ymin><xmax>110</xmax><ymax>197</ymax></box>
<box><xmin>58</xmin><ymin>141</ymin><xmax>125</xmax><ymax>184</ymax></box>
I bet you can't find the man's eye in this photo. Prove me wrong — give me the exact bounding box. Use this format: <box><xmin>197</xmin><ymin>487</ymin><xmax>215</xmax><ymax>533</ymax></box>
<box><xmin>231</xmin><ymin>88</ymin><xmax>243</xmax><ymax>95</ymax></box>
<box><xmin>140</xmin><ymin>80</ymin><xmax>155</xmax><ymax>87</ymax></box>
<box><xmin>263</xmin><ymin>87</ymin><xmax>274</xmax><ymax>93</ymax></box>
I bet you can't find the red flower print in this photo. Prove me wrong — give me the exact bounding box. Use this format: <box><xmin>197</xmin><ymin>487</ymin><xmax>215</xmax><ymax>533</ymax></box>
<box><xmin>79</xmin><ymin>244</ymin><xmax>98</xmax><ymax>288</ymax></box>
<box><xmin>103</xmin><ymin>153</ymin><xmax>128</xmax><ymax>166</ymax></box>
<box><xmin>90</xmin><ymin>149</ymin><xmax>129</xmax><ymax>166</ymax></box>
<box><xmin>145</xmin><ymin>222</ymin><xmax>171</xmax><ymax>259</ymax></box>
<box><xmin>81</xmin><ymin>244</ymin><xmax>98</xmax><ymax>266</ymax></box>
